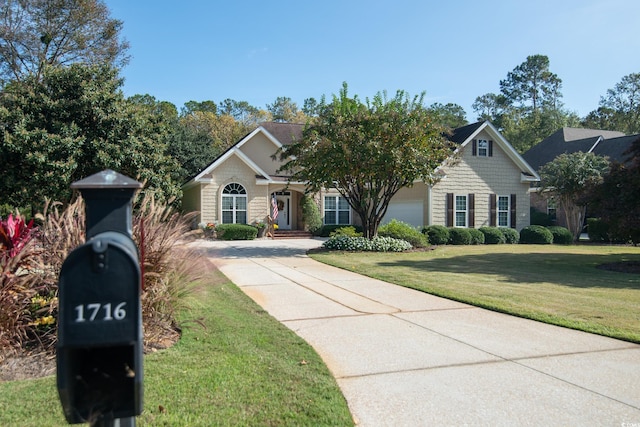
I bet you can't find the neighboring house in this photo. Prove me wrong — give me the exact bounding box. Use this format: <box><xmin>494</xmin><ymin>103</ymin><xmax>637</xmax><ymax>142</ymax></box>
<box><xmin>522</xmin><ymin>127</ymin><xmax>640</xmax><ymax>226</ymax></box>
<box><xmin>182</xmin><ymin>121</ymin><xmax>540</xmax><ymax>232</ymax></box>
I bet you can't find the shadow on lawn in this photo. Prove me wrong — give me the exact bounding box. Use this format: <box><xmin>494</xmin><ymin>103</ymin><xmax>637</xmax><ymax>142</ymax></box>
<box><xmin>376</xmin><ymin>251</ymin><xmax>640</xmax><ymax>290</ymax></box>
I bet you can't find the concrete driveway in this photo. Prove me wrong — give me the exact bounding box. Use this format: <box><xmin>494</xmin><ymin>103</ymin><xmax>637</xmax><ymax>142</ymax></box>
<box><xmin>193</xmin><ymin>238</ymin><xmax>640</xmax><ymax>426</ymax></box>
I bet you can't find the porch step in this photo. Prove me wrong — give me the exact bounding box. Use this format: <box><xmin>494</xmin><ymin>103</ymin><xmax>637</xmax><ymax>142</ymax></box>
<box><xmin>273</xmin><ymin>230</ymin><xmax>313</xmax><ymax>239</ymax></box>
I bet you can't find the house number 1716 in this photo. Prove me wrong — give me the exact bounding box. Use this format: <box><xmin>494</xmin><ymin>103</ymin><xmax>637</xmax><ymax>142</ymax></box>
<box><xmin>74</xmin><ymin>302</ymin><xmax>127</xmax><ymax>322</ymax></box>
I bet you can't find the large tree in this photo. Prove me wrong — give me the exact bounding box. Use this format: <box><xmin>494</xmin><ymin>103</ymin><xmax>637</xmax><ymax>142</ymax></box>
<box><xmin>583</xmin><ymin>73</ymin><xmax>640</xmax><ymax>134</ymax></box>
<box><xmin>0</xmin><ymin>0</ymin><xmax>129</xmax><ymax>84</ymax></box>
<box><xmin>277</xmin><ymin>83</ymin><xmax>455</xmax><ymax>239</ymax></box>
<box><xmin>428</xmin><ymin>102</ymin><xmax>467</xmax><ymax>129</ymax></box>
<box><xmin>499</xmin><ymin>54</ymin><xmax>562</xmax><ymax>112</ymax></box>
<box><xmin>589</xmin><ymin>137</ymin><xmax>640</xmax><ymax>244</ymax></box>
<box><xmin>0</xmin><ymin>64</ymin><xmax>180</xmax><ymax>209</ymax></box>
<box><xmin>266</xmin><ymin>96</ymin><xmax>306</xmax><ymax>123</ymax></box>
<box><xmin>539</xmin><ymin>152</ymin><xmax>610</xmax><ymax>241</ymax></box>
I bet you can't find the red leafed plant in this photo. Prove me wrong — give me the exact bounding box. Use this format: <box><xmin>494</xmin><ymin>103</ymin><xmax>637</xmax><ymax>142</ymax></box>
<box><xmin>0</xmin><ymin>213</ymin><xmax>35</xmax><ymax>258</ymax></box>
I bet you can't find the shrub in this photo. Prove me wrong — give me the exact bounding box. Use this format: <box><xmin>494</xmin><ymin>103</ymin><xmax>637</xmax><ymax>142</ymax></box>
<box><xmin>519</xmin><ymin>225</ymin><xmax>553</xmax><ymax>244</ymax></box>
<box><xmin>215</xmin><ymin>224</ymin><xmax>258</xmax><ymax>240</ymax></box>
<box><xmin>301</xmin><ymin>195</ymin><xmax>322</xmax><ymax>233</ymax></box>
<box><xmin>317</xmin><ymin>224</ymin><xmax>363</xmax><ymax>237</ymax></box>
<box><xmin>378</xmin><ymin>219</ymin><xmax>428</xmax><ymax>247</ymax></box>
<box><xmin>422</xmin><ymin>225</ymin><xmax>449</xmax><ymax>245</ymax></box>
<box><xmin>448</xmin><ymin>227</ymin><xmax>472</xmax><ymax>245</ymax></box>
<box><xmin>547</xmin><ymin>226</ymin><xmax>574</xmax><ymax>244</ymax></box>
<box><xmin>322</xmin><ymin>235</ymin><xmax>412</xmax><ymax>252</ymax></box>
<box><xmin>499</xmin><ymin>227</ymin><xmax>520</xmax><ymax>244</ymax></box>
<box><xmin>479</xmin><ymin>226</ymin><xmax>505</xmax><ymax>244</ymax></box>
<box><xmin>468</xmin><ymin>228</ymin><xmax>485</xmax><ymax>245</ymax></box>
<box><xmin>587</xmin><ymin>218</ymin><xmax>610</xmax><ymax>242</ymax></box>
<box><xmin>330</xmin><ymin>226</ymin><xmax>362</xmax><ymax>237</ymax></box>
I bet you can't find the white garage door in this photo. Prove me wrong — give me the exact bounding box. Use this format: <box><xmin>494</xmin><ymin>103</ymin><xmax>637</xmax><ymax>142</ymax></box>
<box><xmin>382</xmin><ymin>200</ymin><xmax>423</xmax><ymax>228</ymax></box>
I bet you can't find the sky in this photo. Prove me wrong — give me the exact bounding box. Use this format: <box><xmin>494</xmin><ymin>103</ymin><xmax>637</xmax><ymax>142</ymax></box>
<box><xmin>105</xmin><ymin>0</ymin><xmax>640</xmax><ymax>120</ymax></box>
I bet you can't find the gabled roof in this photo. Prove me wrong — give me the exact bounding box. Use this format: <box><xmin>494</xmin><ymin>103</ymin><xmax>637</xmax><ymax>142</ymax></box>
<box><xmin>522</xmin><ymin>127</ymin><xmax>636</xmax><ymax>172</ymax></box>
<box><xmin>447</xmin><ymin>121</ymin><xmax>540</xmax><ymax>182</ymax></box>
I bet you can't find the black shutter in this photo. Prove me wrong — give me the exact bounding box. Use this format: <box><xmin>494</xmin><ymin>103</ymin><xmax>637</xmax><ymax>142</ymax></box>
<box><xmin>489</xmin><ymin>194</ymin><xmax>496</xmax><ymax>227</ymax></box>
<box><xmin>472</xmin><ymin>139</ymin><xmax>477</xmax><ymax>156</ymax></box>
<box><xmin>488</xmin><ymin>140</ymin><xmax>493</xmax><ymax>157</ymax></box>
<box><xmin>446</xmin><ymin>193</ymin><xmax>453</xmax><ymax>227</ymax></box>
<box><xmin>468</xmin><ymin>194</ymin><xmax>475</xmax><ymax>228</ymax></box>
<box><xmin>510</xmin><ymin>194</ymin><xmax>517</xmax><ymax>228</ymax></box>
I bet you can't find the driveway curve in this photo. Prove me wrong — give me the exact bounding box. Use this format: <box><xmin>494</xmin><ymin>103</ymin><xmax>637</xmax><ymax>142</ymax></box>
<box><xmin>193</xmin><ymin>238</ymin><xmax>640</xmax><ymax>426</ymax></box>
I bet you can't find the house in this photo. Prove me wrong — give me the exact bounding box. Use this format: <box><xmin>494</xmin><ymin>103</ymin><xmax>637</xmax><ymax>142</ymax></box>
<box><xmin>522</xmin><ymin>127</ymin><xmax>640</xmax><ymax>225</ymax></box>
<box><xmin>182</xmin><ymin>121</ymin><xmax>540</xmax><ymax>232</ymax></box>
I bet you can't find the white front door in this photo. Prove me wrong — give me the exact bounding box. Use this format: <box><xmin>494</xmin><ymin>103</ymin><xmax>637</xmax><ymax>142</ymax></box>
<box><xmin>275</xmin><ymin>194</ymin><xmax>291</xmax><ymax>230</ymax></box>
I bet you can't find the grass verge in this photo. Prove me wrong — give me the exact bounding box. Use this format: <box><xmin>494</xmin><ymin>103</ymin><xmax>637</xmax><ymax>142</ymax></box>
<box><xmin>309</xmin><ymin>244</ymin><xmax>640</xmax><ymax>343</ymax></box>
<box><xmin>0</xmin><ymin>267</ymin><xmax>353</xmax><ymax>426</ymax></box>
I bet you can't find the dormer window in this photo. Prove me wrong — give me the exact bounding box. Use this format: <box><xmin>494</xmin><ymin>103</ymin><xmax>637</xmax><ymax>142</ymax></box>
<box><xmin>477</xmin><ymin>139</ymin><xmax>488</xmax><ymax>156</ymax></box>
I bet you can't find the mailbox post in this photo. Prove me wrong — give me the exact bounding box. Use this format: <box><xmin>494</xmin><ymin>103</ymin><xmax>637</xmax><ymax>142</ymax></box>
<box><xmin>57</xmin><ymin>170</ymin><xmax>144</xmax><ymax>426</ymax></box>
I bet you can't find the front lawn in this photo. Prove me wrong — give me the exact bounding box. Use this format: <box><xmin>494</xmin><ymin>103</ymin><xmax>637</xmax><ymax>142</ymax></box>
<box><xmin>310</xmin><ymin>244</ymin><xmax>640</xmax><ymax>343</ymax></box>
<box><xmin>0</xmin><ymin>268</ymin><xmax>353</xmax><ymax>426</ymax></box>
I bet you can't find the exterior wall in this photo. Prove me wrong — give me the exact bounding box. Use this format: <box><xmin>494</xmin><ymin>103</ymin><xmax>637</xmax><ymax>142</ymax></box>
<box><xmin>181</xmin><ymin>185</ymin><xmax>202</xmax><ymax>224</ymax></box>
<box><xmin>239</xmin><ymin>133</ymin><xmax>284</xmax><ymax>176</ymax></box>
<box><xmin>431</xmin><ymin>131</ymin><xmax>531</xmax><ymax>230</ymax></box>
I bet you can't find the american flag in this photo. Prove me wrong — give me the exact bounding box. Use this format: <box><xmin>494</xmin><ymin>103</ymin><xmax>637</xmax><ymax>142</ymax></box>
<box><xmin>271</xmin><ymin>195</ymin><xmax>279</xmax><ymax>221</ymax></box>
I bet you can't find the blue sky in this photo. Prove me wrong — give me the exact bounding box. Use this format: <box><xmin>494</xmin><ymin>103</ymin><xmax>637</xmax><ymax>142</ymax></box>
<box><xmin>105</xmin><ymin>0</ymin><xmax>640</xmax><ymax>120</ymax></box>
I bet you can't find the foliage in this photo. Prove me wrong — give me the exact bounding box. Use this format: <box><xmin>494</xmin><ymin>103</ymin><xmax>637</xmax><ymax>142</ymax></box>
<box><xmin>587</xmin><ymin>218</ymin><xmax>610</xmax><ymax>243</ymax></box>
<box><xmin>0</xmin><ymin>64</ymin><xmax>181</xmax><ymax>210</ymax></box>
<box><xmin>479</xmin><ymin>226</ymin><xmax>505</xmax><ymax>244</ymax></box>
<box><xmin>547</xmin><ymin>226</ymin><xmax>573</xmax><ymax>245</ymax></box>
<box><xmin>468</xmin><ymin>228</ymin><xmax>485</xmax><ymax>245</ymax></box>
<box><xmin>215</xmin><ymin>224</ymin><xmax>258</xmax><ymax>240</ymax></box>
<box><xmin>316</xmin><ymin>224</ymin><xmax>363</xmax><ymax>237</ymax></box>
<box><xmin>278</xmin><ymin>82</ymin><xmax>455</xmax><ymax>239</ymax></box>
<box><xmin>499</xmin><ymin>227</ymin><xmax>520</xmax><ymax>244</ymax></box>
<box><xmin>539</xmin><ymin>151</ymin><xmax>610</xmax><ymax>241</ymax></box>
<box><xmin>0</xmin><ymin>213</ymin><xmax>35</xmax><ymax>257</ymax></box>
<box><xmin>499</xmin><ymin>54</ymin><xmax>562</xmax><ymax>112</ymax></box>
<box><xmin>448</xmin><ymin>227</ymin><xmax>472</xmax><ymax>245</ymax></box>
<box><xmin>329</xmin><ymin>226</ymin><xmax>362</xmax><ymax>237</ymax></box>
<box><xmin>266</xmin><ymin>96</ymin><xmax>306</xmax><ymax>123</ymax></box>
<box><xmin>519</xmin><ymin>225</ymin><xmax>553</xmax><ymax>244</ymax></box>
<box><xmin>583</xmin><ymin>73</ymin><xmax>640</xmax><ymax>134</ymax></box>
<box><xmin>588</xmin><ymin>138</ymin><xmax>640</xmax><ymax>245</ymax></box>
<box><xmin>422</xmin><ymin>225</ymin><xmax>450</xmax><ymax>245</ymax></box>
<box><xmin>0</xmin><ymin>0</ymin><xmax>129</xmax><ymax>84</ymax></box>
<box><xmin>322</xmin><ymin>235</ymin><xmax>412</xmax><ymax>252</ymax></box>
<box><xmin>301</xmin><ymin>195</ymin><xmax>322</xmax><ymax>233</ymax></box>
<box><xmin>428</xmin><ymin>102</ymin><xmax>468</xmax><ymax>129</ymax></box>
<box><xmin>378</xmin><ymin>219</ymin><xmax>428</xmax><ymax>247</ymax></box>
<box><xmin>530</xmin><ymin>207</ymin><xmax>554</xmax><ymax>226</ymax></box>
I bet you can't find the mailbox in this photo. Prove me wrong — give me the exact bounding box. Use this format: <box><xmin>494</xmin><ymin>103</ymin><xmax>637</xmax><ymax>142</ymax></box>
<box><xmin>57</xmin><ymin>170</ymin><xmax>143</xmax><ymax>425</ymax></box>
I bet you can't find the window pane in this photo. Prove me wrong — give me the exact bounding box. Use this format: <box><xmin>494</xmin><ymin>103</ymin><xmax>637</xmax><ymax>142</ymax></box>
<box><xmin>236</xmin><ymin>197</ymin><xmax>247</xmax><ymax>210</ymax></box>
<box><xmin>455</xmin><ymin>212</ymin><xmax>466</xmax><ymax>227</ymax></box>
<box><xmin>222</xmin><ymin>211</ymin><xmax>233</xmax><ymax>224</ymax></box>
<box><xmin>324</xmin><ymin>212</ymin><xmax>335</xmax><ymax>225</ymax></box>
<box><xmin>338</xmin><ymin>197</ymin><xmax>349</xmax><ymax>210</ymax></box>
<box><xmin>498</xmin><ymin>196</ymin><xmax>509</xmax><ymax>211</ymax></box>
<box><xmin>222</xmin><ymin>196</ymin><xmax>233</xmax><ymax>210</ymax></box>
<box><xmin>236</xmin><ymin>211</ymin><xmax>247</xmax><ymax>224</ymax></box>
<box><xmin>325</xmin><ymin>197</ymin><xmax>336</xmax><ymax>210</ymax></box>
<box><xmin>455</xmin><ymin>196</ymin><xmax>466</xmax><ymax>211</ymax></box>
<box><xmin>498</xmin><ymin>212</ymin><xmax>508</xmax><ymax>227</ymax></box>
<box><xmin>338</xmin><ymin>211</ymin><xmax>350</xmax><ymax>224</ymax></box>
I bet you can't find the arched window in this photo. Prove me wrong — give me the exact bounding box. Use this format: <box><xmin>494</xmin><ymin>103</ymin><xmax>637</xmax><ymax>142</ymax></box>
<box><xmin>221</xmin><ymin>183</ymin><xmax>247</xmax><ymax>224</ymax></box>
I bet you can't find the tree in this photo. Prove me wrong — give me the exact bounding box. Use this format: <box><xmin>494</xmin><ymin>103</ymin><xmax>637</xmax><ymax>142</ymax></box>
<box><xmin>266</xmin><ymin>96</ymin><xmax>306</xmax><ymax>123</ymax></box>
<box><xmin>539</xmin><ymin>152</ymin><xmax>610</xmax><ymax>241</ymax></box>
<box><xmin>0</xmin><ymin>64</ymin><xmax>180</xmax><ymax>209</ymax></box>
<box><xmin>277</xmin><ymin>83</ymin><xmax>455</xmax><ymax>239</ymax></box>
<box><xmin>217</xmin><ymin>98</ymin><xmax>270</xmax><ymax>126</ymax></box>
<box><xmin>583</xmin><ymin>73</ymin><xmax>640</xmax><ymax>134</ymax></box>
<box><xmin>428</xmin><ymin>102</ymin><xmax>467</xmax><ymax>129</ymax></box>
<box><xmin>589</xmin><ymin>137</ymin><xmax>640</xmax><ymax>244</ymax></box>
<box><xmin>472</xmin><ymin>93</ymin><xmax>508</xmax><ymax>123</ymax></box>
<box><xmin>499</xmin><ymin>54</ymin><xmax>562</xmax><ymax>112</ymax></box>
<box><xmin>0</xmin><ymin>0</ymin><xmax>129</xmax><ymax>84</ymax></box>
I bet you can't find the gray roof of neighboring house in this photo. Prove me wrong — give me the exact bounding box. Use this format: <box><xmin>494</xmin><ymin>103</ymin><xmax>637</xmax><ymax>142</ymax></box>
<box><xmin>522</xmin><ymin>127</ymin><xmax>636</xmax><ymax>171</ymax></box>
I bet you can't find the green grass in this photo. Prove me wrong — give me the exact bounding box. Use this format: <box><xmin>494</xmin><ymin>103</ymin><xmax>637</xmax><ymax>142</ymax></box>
<box><xmin>310</xmin><ymin>244</ymin><xmax>640</xmax><ymax>343</ymax></box>
<box><xmin>0</xmin><ymin>269</ymin><xmax>353</xmax><ymax>426</ymax></box>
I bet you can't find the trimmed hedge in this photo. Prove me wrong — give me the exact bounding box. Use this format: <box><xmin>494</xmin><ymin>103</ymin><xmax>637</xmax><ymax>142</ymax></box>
<box><xmin>322</xmin><ymin>235</ymin><xmax>412</xmax><ymax>252</ymax></box>
<box><xmin>479</xmin><ymin>226</ymin><xmax>505</xmax><ymax>244</ymax></box>
<box><xmin>499</xmin><ymin>227</ymin><xmax>520</xmax><ymax>244</ymax></box>
<box><xmin>468</xmin><ymin>228</ymin><xmax>485</xmax><ymax>245</ymax></box>
<box><xmin>448</xmin><ymin>227</ymin><xmax>472</xmax><ymax>245</ymax></box>
<box><xmin>215</xmin><ymin>224</ymin><xmax>258</xmax><ymax>240</ymax></box>
<box><xmin>519</xmin><ymin>225</ymin><xmax>553</xmax><ymax>244</ymax></box>
<box><xmin>547</xmin><ymin>226</ymin><xmax>574</xmax><ymax>244</ymax></box>
<box><xmin>422</xmin><ymin>225</ymin><xmax>450</xmax><ymax>245</ymax></box>
<box><xmin>330</xmin><ymin>226</ymin><xmax>362</xmax><ymax>237</ymax></box>
<box><xmin>379</xmin><ymin>219</ymin><xmax>429</xmax><ymax>248</ymax></box>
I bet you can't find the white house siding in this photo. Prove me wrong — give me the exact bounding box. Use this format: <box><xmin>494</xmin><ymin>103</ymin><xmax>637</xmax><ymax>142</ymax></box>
<box><xmin>431</xmin><ymin>131</ymin><xmax>531</xmax><ymax>231</ymax></box>
<box><xmin>239</xmin><ymin>133</ymin><xmax>283</xmax><ymax>176</ymax></box>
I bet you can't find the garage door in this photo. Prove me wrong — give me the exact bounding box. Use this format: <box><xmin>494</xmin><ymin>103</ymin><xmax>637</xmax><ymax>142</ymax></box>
<box><xmin>382</xmin><ymin>200</ymin><xmax>423</xmax><ymax>228</ymax></box>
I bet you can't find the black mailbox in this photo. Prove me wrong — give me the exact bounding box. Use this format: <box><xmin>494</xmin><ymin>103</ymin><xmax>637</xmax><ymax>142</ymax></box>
<box><xmin>57</xmin><ymin>170</ymin><xmax>143</xmax><ymax>425</ymax></box>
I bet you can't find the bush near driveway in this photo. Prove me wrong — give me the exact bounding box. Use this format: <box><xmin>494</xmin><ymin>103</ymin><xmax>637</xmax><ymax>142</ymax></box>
<box><xmin>215</xmin><ymin>224</ymin><xmax>258</xmax><ymax>240</ymax></box>
<box><xmin>378</xmin><ymin>219</ymin><xmax>428</xmax><ymax>248</ymax></box>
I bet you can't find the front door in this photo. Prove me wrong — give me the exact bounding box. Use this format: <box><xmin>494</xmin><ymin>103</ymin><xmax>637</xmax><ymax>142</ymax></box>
<box><xmin>275</xmin><ymin>193</ymin><xmax>291</xmax><ymax>230</ymax></box>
